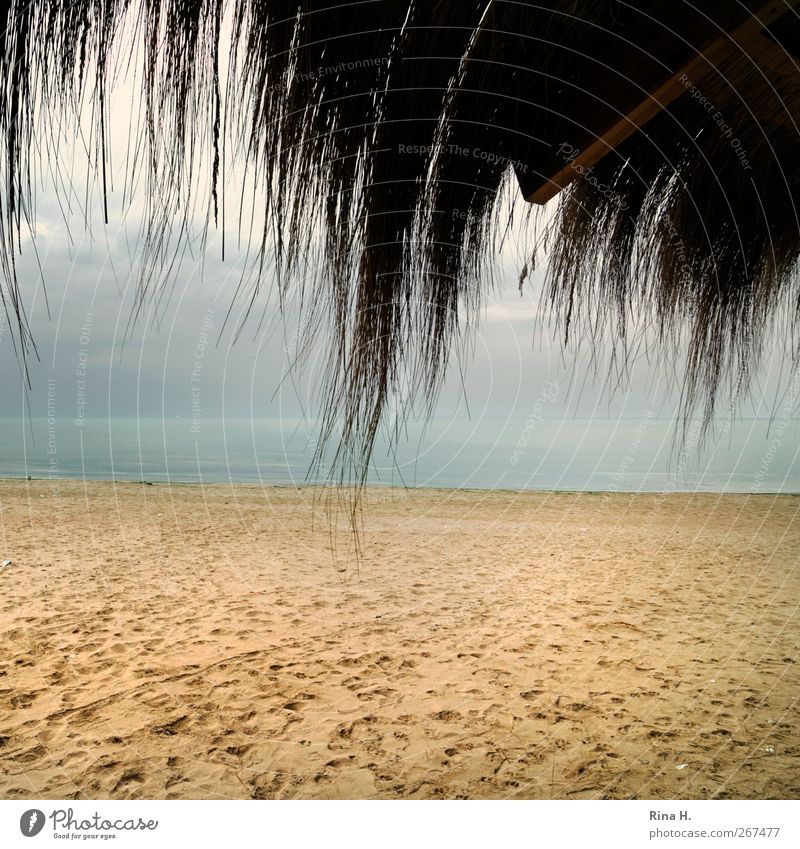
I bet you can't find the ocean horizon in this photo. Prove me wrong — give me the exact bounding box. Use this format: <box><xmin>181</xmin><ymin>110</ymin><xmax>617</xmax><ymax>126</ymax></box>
<box><xmin>1</xmin><ymin>414</ymin><xmax>797</xmax><ymax>493</ymax></box>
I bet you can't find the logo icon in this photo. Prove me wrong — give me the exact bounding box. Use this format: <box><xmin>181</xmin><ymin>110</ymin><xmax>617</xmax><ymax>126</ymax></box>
<box><xmin>19</xmin><ymin>809</ymin><xmax>46</xmax><ymax>837</ymax></box>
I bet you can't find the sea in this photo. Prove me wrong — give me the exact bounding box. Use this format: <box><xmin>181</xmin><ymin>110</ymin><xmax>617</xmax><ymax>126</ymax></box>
<box><xmin>0</xmin><ymin>415</ymin><xmax>797</xmax><ymax>493</ymax></box>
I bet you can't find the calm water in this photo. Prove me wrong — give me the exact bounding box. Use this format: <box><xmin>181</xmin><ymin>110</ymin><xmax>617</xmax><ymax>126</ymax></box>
<box><xmin>0</xmin><ymin>415</ymin><xmax>798</xmax><ymax>492</ymax></box>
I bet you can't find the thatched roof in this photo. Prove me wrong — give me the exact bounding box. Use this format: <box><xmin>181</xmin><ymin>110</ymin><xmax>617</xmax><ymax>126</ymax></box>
<box><xmin>2</xmin><ymin>1</ymin><xmax>799</xmax><ymax>480</ymax></box>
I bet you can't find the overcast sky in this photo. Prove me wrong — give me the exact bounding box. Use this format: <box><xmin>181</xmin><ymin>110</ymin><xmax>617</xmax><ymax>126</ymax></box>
<box><xmin>0</xmin><ymin>41</ymin><xmax>795</xmax><ymax>442</ymax></box>
<box><xmin>2</xmin><ymin>183</ymin><xmax>793</xmax><ymax>433</ymax></box>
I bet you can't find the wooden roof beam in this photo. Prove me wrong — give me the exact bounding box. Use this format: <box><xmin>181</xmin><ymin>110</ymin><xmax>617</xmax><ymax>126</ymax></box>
<box><xmin>526</xmin><ymin>0</ymin><xmax>800</xmax><ymax>205</ymax></box>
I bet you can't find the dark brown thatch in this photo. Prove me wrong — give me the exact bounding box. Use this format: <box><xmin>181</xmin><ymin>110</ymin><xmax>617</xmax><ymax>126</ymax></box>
<box><xmin>1</xmin><ymin>1</ymin><xmax>799</xmax><ymax>481</ymax></box>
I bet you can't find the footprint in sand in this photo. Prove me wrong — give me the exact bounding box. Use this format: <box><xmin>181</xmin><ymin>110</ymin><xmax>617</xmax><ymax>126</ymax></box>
<box><xmin>520</xmin><ymin>689</ymin><xmax>542</xmax><ymax>701</ymax></box>
<box><xmin>429</xmin><ymin>710</ymin><xmax>462</xmax><ymax>722</ymax></box>
<box><xmin>10</xmin><ymin>692</ymin><xmax>38</xmax><ymax>709</ymax></box>
<box><xmin>112</xmin><ymin>769</ymin><xmax>144</xmax><ymax>793</ymax></box>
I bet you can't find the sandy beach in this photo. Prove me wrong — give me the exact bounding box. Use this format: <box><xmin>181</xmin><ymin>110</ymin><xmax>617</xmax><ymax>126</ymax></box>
<box><xmin>0</xmin><ymin>479</ymin><xmax>797</xmax><ymax>799</ymax></box>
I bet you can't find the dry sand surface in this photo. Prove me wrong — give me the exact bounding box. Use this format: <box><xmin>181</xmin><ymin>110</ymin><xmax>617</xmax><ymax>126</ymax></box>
<box><xmin>0</xmin><ymin>479</ymin><xmax>798</xmax><ymax>799</ymax></box>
